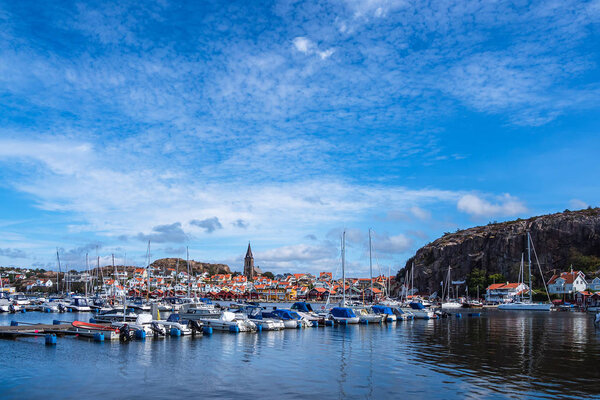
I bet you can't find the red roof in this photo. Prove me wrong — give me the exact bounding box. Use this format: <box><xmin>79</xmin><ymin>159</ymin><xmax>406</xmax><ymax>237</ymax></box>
<box><xmin>548</xmin><ymin>271</ymin><xmax>584</xmax><ymax>285</ymax></box>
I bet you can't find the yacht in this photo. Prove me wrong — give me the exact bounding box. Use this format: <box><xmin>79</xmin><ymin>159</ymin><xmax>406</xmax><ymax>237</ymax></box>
<box><xmin>329</xmin><ymin>307</ymin><xmax>360</xmax><ymax>324</ymax></box>
<box><xmin>371</xmin><ymin>305</ymin><xmax>398</xmax><ymax>322</ymax></box>
<box><xmin>262</xmin><ymin>309</ymin><xmax>308</xmax><ymax>328</ymax></box>
<box><xmin>194</xmin><ymin>311</ymin><xmax>257</xmax><ymax>332</ymax></box>
<box><xmin>69</xmin><ymin>296</ymin><xmax>92</xmax><ymax>312</ymax></box>
<box><xmin>231</xmin><ymin>305</ymin><xmax>285</xmax><ymax>330</ymax></box>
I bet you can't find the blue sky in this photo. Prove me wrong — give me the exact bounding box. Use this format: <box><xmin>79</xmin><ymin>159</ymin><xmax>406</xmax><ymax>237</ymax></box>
<box><xmin>0</xmin><ymin>0</ymin><xmax>599</xmax><ymax>276</ymax></box>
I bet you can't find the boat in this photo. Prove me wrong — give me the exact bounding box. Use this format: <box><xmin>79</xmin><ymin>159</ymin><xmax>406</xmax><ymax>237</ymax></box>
<box><xmin>93</xmin><ymin>309</ymin><xmax>139</xmax><ymax>323</ymax></box>
<box><xmin>194</xmin><ymin>311</ymin><xmax>257</xmax><ymax>332</ymax></box>
<box><xmin>329</xmin><ymin>307</ymin><xmax>360</xmax><ymax>324</ymax></box>
<box><xmin>353</xmin><ymin>307</ymin><xmax>384</xmax><ymax>324</ymax></box>
<box><xmin>441</xmin><ymin>266</ymin><xmax>463</xmax><ymax>309</ymax></box>
<box><xmin>290</xmin><ymin>302</ymin><xmax>324</xmax><ymax>326</ymax></box>
<box><xmin>179</xmin><ymin>304</ymin><xmax>222</xmax><ymax>320</ymax></box>
<box><xmin>262</xmin><ymin>309</ymin><xmax>308</xmax><ymax>328</ymax></box>
<box><xmin>69</xmin><ymin>296</ymin><xmax>92</xmax><ymax>312</ymax></box>
<box><xmin>326</xmin><ymin>231</ymin><xmax>359</xmax><ymax>325</ymax></box>
<box><xmin>231</xmin><ymin>305</ymin><xmax>285</xmax><ymax>330</ymax></box>
<box><xmin>371</xmin><ymin>305</ymin><xmax>398</xmax><ymax>322</ymax></box>
<box><xmin>403</xmin><ymin>302</ymin><xmax>436</xmax><ymax>319</ymax></box>
<box><xmin>498</xmin><ymin>232</ymin><xmax>553</xmax><ymax>312</ymax></box>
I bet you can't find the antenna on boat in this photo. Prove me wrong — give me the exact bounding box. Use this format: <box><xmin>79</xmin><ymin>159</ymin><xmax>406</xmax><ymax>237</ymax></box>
<box><xmin>342</xmin><ymin>230</ymin><xmax>346</xmax><ymax>307</ymax></box>
<box><xmin>56</xmin><ymin>248</ymin><xmax>61</xmax><ymax>295</ymax></box>
<box><xmin>186</xmin><ymin>246</ymin><xmax>191</xmax><ymax>298</ymax></box>
<box><xmin>146</xmin><ymin>240</ymin><xmax>151</xmax><ymax>302</ymax></box>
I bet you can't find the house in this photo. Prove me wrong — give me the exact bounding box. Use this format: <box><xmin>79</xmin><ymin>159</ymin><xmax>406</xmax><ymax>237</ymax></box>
<box><xmin>587</xmin><ymin>277</ymin><xmax>600</xmax><ymax>291</ymax></box>
<box><xmin>35</xmin><ymin>279</ymin><xmax>53</xmax><ymax>288</ymax></box>
<box><xmin>547</xmin><ymin>271</ymin><xmax>587</xmax><ymax>295</ymax></box>
<box><xmin>133</xmin><ymin>268</ymin><xmax>147</xmax><ymax>279</ymax></box>
<box><xmin>485</xmin><ymin>282</ymin><xmax>529</xmax><ymax>303</ymax></box>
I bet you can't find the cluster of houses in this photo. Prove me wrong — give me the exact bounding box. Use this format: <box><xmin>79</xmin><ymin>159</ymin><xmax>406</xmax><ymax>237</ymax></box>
<box><xmin>485</xmin><ymin>270</ymin><xmax>600</xmax><ymax>307</ymax></box>
<box><xmin>98</xmin><ymin>269</ymin><xmax>391</xmax><ymax>302</ymax></box>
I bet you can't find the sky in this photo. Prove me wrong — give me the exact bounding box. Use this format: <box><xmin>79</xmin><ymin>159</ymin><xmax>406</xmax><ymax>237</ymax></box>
<box><xmin>0</xmin><ymin>0</ymin><xmax>599</xmax><ymax>276</ymax></box>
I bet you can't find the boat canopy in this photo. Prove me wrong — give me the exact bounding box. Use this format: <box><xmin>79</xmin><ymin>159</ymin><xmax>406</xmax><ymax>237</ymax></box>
<box><xmin>330</xmin><ymin>307</ymin><xmax>357</xmax><ymax>318</ymax></box>
<box><xmin>409</xmin><ymin>302</ymin><xmax>425</xmax><ymax>310</ymax></box>
<box><xmin>371</xmin><ymin>305</ymin><xmax>393</xmax><ymax>315</ymax></box>
<box><xmin>264</xmin><ymin>309</ymin><xmax>301</xmax><ymax>320</ymax></box>
<box><xmin>291</xmin><ymin>302</ymin><xmax>314</xmax><ymax>312</ymax></box>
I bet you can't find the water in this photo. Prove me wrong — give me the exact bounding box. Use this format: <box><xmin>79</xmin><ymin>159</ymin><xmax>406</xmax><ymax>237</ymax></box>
<box><xmin>1</xmin><ymin>308</ymin><xmax>599</xmax><ymax>399</ymax></box>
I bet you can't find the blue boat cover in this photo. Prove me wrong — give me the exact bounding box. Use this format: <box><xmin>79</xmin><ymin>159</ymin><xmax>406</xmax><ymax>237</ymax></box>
<box><xmin>330</xmin><ymin>307</ymin><xmax>357</xmax><ymax>318</ymax></box>
<box><xmin>409</xmin><ymin>302</ymin><xmax>425</xmax><ymax>310</ymax></box>
<box><xmin>264</xmin><ymin>309</ymin><xmax>301</xmax><ymax>320</ymax></box>
<box><xmin>371</xmin><ymin>305</ymin><xmax>393</xmax><ymax>315</ymax></box>
<box><xmin>291</xmin><ymin>302</ymin><xmax>314</xmax><ymax>312</ymax></box>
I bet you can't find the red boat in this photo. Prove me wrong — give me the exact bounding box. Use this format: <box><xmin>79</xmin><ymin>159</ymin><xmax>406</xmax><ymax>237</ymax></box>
<box><xmin>72</xmin><ymin>321</ymin><xmax>120</xmax><ymax>333</ymax></box>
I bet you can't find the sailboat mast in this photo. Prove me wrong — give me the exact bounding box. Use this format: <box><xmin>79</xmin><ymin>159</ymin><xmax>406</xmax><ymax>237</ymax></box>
<box><xmin>527</xmin><ymin>232</ymin><xmax>532</xmax><ymax>303</ymax></box>
<box><xmin>342</xmin><ymin>231</ymin><xmax>346</xmax><ymax>306</ymax></box>
<box><xmin>85</xmin><ymin>253</ymin><xmax>89</xmax><ymax>298</ymax></box>
<box><xmin>147</xmin><ymin>240</ymin><xmax>151</xmax><ymax>302</ymax></box>
<box><xmin>112</xmin><ymin>253</ymin><xmax>116</xmax><ymax>301</ymax></box>
<box><xmin>56</xmin><ymin>249</ymin><xmax>61</xmax><ymax>294</ymax></box>
<box><xmin>369</xmin><ymin>228</ymin><xmax>373</xmax><ymax>302</ymax></box>
<box><xmin>186</xmin><ymin>246</ymin><xmax>190</xmax><ymax>297</ymax></box>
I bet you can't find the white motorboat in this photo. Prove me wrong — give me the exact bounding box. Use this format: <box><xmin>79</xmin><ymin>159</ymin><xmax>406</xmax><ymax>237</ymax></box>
<box><xmin>231</xmin><ymin>306</ymin><xmax>285</xmax><ymax>330</ymax></box>
<box><xmin>10</xmin><ymin>293</ymin><xmax>31</xmax><ymax>306</ymax></box>
<box><xmin>498</xmin><ymin>302</ymin><xmax>553</xmax><ymax>311</ymax></box>
<box><xmin>370</xmin><ymin>305</ymin><xmax>398</xmax><ymax>322</ymax></box>
<box><xmin>180</xmin><ymin>304</ymin><xmax>222</xmax><ymax>320</ymax></box>
<box><xmin>353</xmin><ymin>307</ymin><xmax>384</xmax><ymax>324</ymax></box>
<box><xmin>69</xmin><ymin>296</ymin><xmax>92</xmax><ymax>312</ymax></box>
<box><xmin>441</xmin><ymin>301</ymin><xmax>463</xmax><ymax>309</ymax></box>
<box><xmin>404</xmin><ymin>302</ymin><xmax>436</xmax><ymax>319</ymax></box>
<box><xmin>196</xmin><ymin>311</ymin><xmax>257</xmax><ymax>332</ymax></box>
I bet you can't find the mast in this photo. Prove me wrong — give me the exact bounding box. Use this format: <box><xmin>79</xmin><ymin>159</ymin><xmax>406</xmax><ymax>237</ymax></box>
<box><xmin>186</xmin><ymin>246</ymin><xmax>191</xmax><ymax>298</ymax></box>
<box><xmin>369</xmin><ymin>228</ymin><xmax>373</xmax><ymax>302</ymax></box>
<box><xmin>411</xmin><ymin>262</ymin><xmax>414</xmax><ymax>301</ymax></box>
<box><xmin>146</xmin><ymin>240</ymin><xmax>151</xmax><ymax>301</ymax></box>
<box><xmin>97</xmin><ymin>255</ymin><xmax>100</xmax><ymax>295</ymax></box>
<box><xmin>85</xmin><ymin>253</ymin><xmax>89</xmax><ymax>298</ymax></box>
<box><xmin>342</xmin><ymin>231</ymin><xmax>346</xmax><ymax>306</ymax></box>
<box><xmin>388</xmin><ymin>265</ymin><xmax>391</xmax><ymax>298</ymax></box>
<box><xmin>112</xmin><ymin>253</ymin><xmax>116</xmax><ymax>300</ymax></box>
<box><xmin>527</xmin><ymin>232</ymin><xmax>532</xmax><ymax>303</ymax></box>
<box><xmin>56</xmin><ymin>249</ymin><xmax>61</xmax><ymax>294</ymax></box>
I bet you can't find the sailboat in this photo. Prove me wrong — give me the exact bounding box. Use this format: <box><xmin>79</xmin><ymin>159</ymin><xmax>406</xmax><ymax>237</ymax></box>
<box><xmin>499</xmin><ymin>232</ymin><xmax>552</xmax><ymax>311</ymax></box>
<box><xmin>441</xmin><ymin>265</ymin><xmax>463</xmax><ymax>309</ymax></box>
<box><xmin>329</xmin><ymin>231</ymin><xmax>360</xmax><ymax>324</ymax></box>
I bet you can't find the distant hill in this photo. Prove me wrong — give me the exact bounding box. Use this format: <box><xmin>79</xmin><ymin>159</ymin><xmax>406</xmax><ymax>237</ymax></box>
<box><xmin>400</xmin><ymin>208</ymin><xmax>600</xmax><ymax>293</ymax></box>
<box><xmin>150</xmin><ymin>258</ymin><xmax>231</xmax><ymax>275</ymax></box>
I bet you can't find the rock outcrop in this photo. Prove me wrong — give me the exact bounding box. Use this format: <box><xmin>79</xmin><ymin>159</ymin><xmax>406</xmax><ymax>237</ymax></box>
<box><xmin>401</xmin><ymin>208</ymin><xmax>600</xmax><ymax>292</ymax></box>
<box><xmin>150</xmin><ymin>258</ymin><xmax>231</xmax><ymax>275</ymax></box>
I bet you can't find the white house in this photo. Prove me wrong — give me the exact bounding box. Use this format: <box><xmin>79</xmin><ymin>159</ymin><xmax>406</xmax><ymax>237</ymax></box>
<box><xmin>587</xmin><ymin>277</ymin><xmax>600</xmax><ymax>292</ymax></box>
<box><xmin>547</xmin><ymin>271</ymin><xmax>587</xmax><ymax>295</ymax></box>
<box><xmin>35</xmin><ymin>279</ymin><xmax>53</xmax><ymax>288</ymax></box>
<box><xmin>485</xmin><ymin>282</ymin><xmax>529</xmax><ymax>303</ymax></box>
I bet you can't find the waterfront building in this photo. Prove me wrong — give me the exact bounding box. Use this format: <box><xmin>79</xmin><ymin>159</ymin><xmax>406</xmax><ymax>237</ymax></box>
<box><xmin>485</xmin><ymin>282</ymin><xmax>529</xmax><ymax>303</ymax></box>
<box><xmin>547</xmin><ymin>271</ymin><xmax>587</xmax><ymax>295</ymax></box>
<box><xmin>587</xmin><ymin>277</ymin><xmax>600</xmax><ymax>291</ymax></box>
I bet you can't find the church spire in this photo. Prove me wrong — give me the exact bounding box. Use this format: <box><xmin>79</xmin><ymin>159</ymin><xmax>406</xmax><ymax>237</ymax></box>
<box><xmin>244</xmin><ymin>242</ymin><xmax>254</xmax><ymax>280</ymax></box>
<box><xmin>245</xmin><ymin>242</ymin><xmax>253</xmax><ymax>259</ymax></box>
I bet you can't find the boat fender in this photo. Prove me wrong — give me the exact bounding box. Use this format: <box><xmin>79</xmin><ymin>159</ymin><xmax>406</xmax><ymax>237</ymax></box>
<box><xmin>135</xmin><ymin>330</ymin><xmax>146</xmax><ymax>340</ymax></box>
<box><xmin>325</xmin><ymin>320</ymin><xmax>334</xmax><ymax>326</ymax></box>
<box><xmin>202</xmin><ymin>326</ymin><xmax>213</xmax><ymax>335</ymax></box>
<box><xmin>312</xmin><ymin>321</ymin><xmax>319</xmax><ymax>327</ymax></box>
<box><xmin>21</xmin><ymin>308</ymin><xmax>26</xmax><ymax>313</ymax></box>
<box><xmin>455</xmin><ymin>313</ymin><xmax>462</xmax><ymax>318</ymax></box>
<box><xmin>229</xmin><ymin>325</ymin><xmax>240</xmax><ymax>333</ymax></box>
<box><xmin>340</xmin><ymin>320</ymin><xmax>348</xmax><ymax>326</ymax></box>
<box><xmin>45</xmin><ymin>334</ymin><xmax>57</xmax><ymax>345</ymax></box>
<box><xmin>468</xmin><ymin>313</ymin><xmax>481</xmax><ymax>317</ymax></box>
<box><xmin>67</xmin><ymin>308</ymin><xmax>72</xmax><ymax>312</ymax></box>
<box><xmin>93</xmin><ymin>333</ymin><xmax>104</xmax><ymax>342</ymax></box>
<box><xmin>53</xmin><ymin>320</ymin><xmax>61</xmax><ymax>325</ymax></box>
<box><xmin>387</xmin><ymin>317</ymin><xmax>394</xmax><ymax>323</ymax></box>
<box><xmin>10</xmin><ymin>321</ymin><xmax>18</xmax><ymax>326</ymax></box>
<box><xmin>45</xmin><ymin>308</ymin><xmax>50</xmax><ymax>313</ymax></box>
<box><xmin>256</xmin><ymin>324</ymin><xmax>263</xmax><ymax>332</ymax></box>
<box><xmin>170</xmin><ymin>327</ymin><xmax>181</xmax><ymax>337</ymax></box>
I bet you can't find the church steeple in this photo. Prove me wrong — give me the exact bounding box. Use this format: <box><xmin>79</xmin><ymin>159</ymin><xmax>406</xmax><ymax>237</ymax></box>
<box><xmin>244</xmin><ymin>242</ymin><xmax>254</xmax><ymax>280</ymax></box>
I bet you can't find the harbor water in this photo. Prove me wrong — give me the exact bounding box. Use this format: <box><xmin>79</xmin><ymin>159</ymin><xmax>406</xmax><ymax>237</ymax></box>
<box><xmin>1</xmin><ymin>308</ymin><xmax>599</xmax><ymax>399</ymax></box>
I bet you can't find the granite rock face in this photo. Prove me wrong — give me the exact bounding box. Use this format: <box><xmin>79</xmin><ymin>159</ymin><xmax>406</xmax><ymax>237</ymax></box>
<box><xmin>150</xmin><ymin>258</ymin><xmax>231</xmax><ymax>276</ymax></box>
<box><xmin>401</xmin><ymin>208</ymin><xmax>600</xmax><ymax>292</ymax></box>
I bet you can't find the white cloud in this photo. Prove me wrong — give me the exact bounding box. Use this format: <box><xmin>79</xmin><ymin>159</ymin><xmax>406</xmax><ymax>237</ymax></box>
<box><xmin>372</xmin><ymin>232</ymin><xmax>413</xmax><ymax>255</ymax></box>
<box><xmin>292</xmin><ymin>36</ymin><xmax>334</xmax><ymax>60</ymax></box>
<box><xmin>457</xmin><ymin>194</ymin><xmax>527</xmax><ymax>218</ymax></box>
<box><xmin>410</xmin><ymin>206</ymin><xmax>431</xmax><ymax>221</ymax></box>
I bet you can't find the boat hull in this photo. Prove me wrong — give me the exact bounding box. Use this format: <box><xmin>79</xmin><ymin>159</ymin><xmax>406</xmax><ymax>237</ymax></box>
<box><xmin>498</xmin><ymin>303</ymin><xmax>552</xmax><ymax>311</ymax></box>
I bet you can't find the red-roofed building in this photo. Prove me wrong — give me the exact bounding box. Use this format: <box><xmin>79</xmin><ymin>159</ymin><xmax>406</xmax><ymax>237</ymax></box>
<box><xmin>548</xmin><ymin>271</ymin><xmax>587</xmax><ymax>295</ymax></box>
<box><xmin>485</xmin><ymin>282</ymin><xmax>529</xmax><ymax>303</ymax></box>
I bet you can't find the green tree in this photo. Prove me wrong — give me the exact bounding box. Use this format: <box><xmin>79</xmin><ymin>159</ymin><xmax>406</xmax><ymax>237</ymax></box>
<box><xmin>488</xmin><ymin>273</ymin><xmax>505</xmax><ymax>285</ymax></box>
<box><xmin>263</xmin><ymin>271</ymin><xmax>275</xmax><ymax>279</ymax></box>
<box><xmin>467</xmin><ymin>268</ymin><xmax>487</xmax><ymax>295</ymax></box>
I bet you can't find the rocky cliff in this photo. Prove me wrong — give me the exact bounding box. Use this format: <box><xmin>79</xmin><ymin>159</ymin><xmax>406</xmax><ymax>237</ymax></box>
<box><xmin>150</xmin><ymin>258</ymin><xmax>231</xmax><ymax>275</ymax></box>
<box><xmin>401</xmin><ymin>208</ymin><xmax>600</xmax><ymax>293</ymax></box>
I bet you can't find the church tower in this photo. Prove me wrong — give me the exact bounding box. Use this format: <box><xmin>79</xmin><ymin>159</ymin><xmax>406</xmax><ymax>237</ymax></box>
<box><xmin>244</xmin><ymin>242</ymin><xmax>254</xmax><ymax>280</ymax></box>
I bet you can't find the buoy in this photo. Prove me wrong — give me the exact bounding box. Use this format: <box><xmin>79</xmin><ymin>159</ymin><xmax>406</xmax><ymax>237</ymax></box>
<box><xmin>456</xmin><ymin>313</ymin><xmax>462</xmax><ymax>318</ymax></box>
<box><xmin>135</xmin><ymin>330</ymin><xmax>146</xmax><ymax>340</ymax></box>
<box><xmin>53</xmin><ymin>320</ymin><xmax>61</xmax><ymax>325</ymax></box>
<box><xmin>361</xmin><ymin>320</ymin><xmax>369</xmax><ymax>325</ymax></box>
<box><xmin>468</xmin><ymin>313</ymin><xmax>481</xmax><ymax>317</ymax></box>
<box><xmin>45</xmin><ymin>308</ymin><xmax>50</xmax><ymax>313</ymax></box>
<box><xmin>325</xmin><ymin>320</ymin><xmax>334</xmax><ymax>326</ymax></box>
<box><xmin>312</xmin><ymin>321</ymin><xmax>319</xmax><ymax>327</ymax></box>
<box><xmin>202</xmin><ymin>326</ymin><xmax>213</xmax><ymax>335</ymax></box>
<box><xmin>170</xmin><ymin>327</ymin><xmax>181</xmax><ymax>336</ymax></box>
<box><xmin>340</xmin><ymin>319</ymin><xmax>348</xmax><ymax>325</ymax></box>
<box><xmin>21</xmin><ymin>309</ymin><xmax>26</xmax><ymax>313</ymax></box>
<box><xmin>229</xmin><ymin>325</ymin><xmax>240</xmax><ymax>333</ymax></box>
<box><xmin>45</xmin><ymin>334</ymin><xmax>57</xmax><ymax>345</ymax></box>
<box><xmin>256</xmin><ymin>324</ymin><xmax>263</xmax><ymax>332</ymax></box>
<box><xmin>10</xmin><ymin>321</ymin><xmax>18</xmax><ymax>326</ymax></box>
<box><xmin>93</xmin><ymin>333</ymin><xmax>104</xmax><ymax>342</ymax></box>
<box><xmin>387</xmin><ymin>317</ymin><xmax>394</xmax><ymax>323</ymax></box>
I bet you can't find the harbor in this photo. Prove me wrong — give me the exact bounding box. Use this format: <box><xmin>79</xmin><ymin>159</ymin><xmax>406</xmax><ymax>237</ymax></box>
<box><xmin>1</xmin><ymin>306</ymin><xmax>599</xmax><ymax>399</ymax></box>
